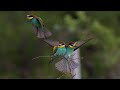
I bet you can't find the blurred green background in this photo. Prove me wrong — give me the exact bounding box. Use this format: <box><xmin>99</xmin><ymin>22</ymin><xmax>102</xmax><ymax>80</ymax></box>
<box><xmin>0</xmin><ymin>11</ymin><xmax>120</xmax><ymax>79</ymax></box>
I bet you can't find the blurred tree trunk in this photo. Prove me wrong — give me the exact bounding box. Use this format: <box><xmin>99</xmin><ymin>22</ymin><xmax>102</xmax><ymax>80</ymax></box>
<box><xmin>72</xmin><ymin>49</ymin><xmax>81</xmax><ymax>79</ymax></box>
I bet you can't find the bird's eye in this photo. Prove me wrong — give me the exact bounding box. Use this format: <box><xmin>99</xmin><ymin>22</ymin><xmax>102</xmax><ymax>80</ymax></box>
<box><xmin>69</xmin><ymin>44</ymin><xmax>74</xmax><ymax>47</ymax></box>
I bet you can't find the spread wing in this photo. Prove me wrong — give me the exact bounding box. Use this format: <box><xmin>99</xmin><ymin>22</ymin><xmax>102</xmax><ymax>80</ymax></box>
<box><xmin>55</xmin><ymin>58</ymin><xmax>79</xmax><ymax>73</ymax></box>
<box><xmin>43</xmin><ymin>38</ymin><xmax>60</xmax><ymax>47</ymax></box>
<box><xmin>74</xmin><ymin>36</ymin><xmax>94</xmax><ymax>51</ymax></box>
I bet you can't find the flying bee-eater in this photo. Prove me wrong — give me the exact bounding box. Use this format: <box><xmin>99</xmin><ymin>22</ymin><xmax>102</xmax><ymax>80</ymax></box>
<box><xmin>27</xmin><ymin>14</ymin><xmax>52</xmax><ymax>39</ymax></box>
<box><xmin>55</xmin><ymin>36</ymin><xmax>94</xmax><ymax>78</ymax></box>
<box><xmin>43</xmin><ymin>38</ymin><xmax>66</xmax><ymax>64</ymax></box>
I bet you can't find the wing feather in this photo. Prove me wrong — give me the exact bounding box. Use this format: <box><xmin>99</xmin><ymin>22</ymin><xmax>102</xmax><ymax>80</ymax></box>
<box><xmin>43</xmin><ymin>38</ymin><xmax>60</xmax><ymax>47</ymax></box>
<box><xmin>74</xmin><ymin>36</ymin><xmax>94</xmax><ymax>51</ymax></box>
<box><xmin>55</xmin><ymin>58</ymin><xmax>79</xmax><ymax>73</ymax></box>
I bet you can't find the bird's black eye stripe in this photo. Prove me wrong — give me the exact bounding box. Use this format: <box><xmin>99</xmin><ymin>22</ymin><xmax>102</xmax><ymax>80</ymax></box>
<box><xmin>27</xmin><ymin>15</ymin><xmax>33</xmax><ymax>17</ymax></box>
<box><xmin>29</xmin><ymin>16</ymin><xmax>33</xmax><ymax>17</ymax></box>
<box><xmin>70</xmin><ymin>44</ymin><xmax>74</xmax><ymax>46</ymax></box>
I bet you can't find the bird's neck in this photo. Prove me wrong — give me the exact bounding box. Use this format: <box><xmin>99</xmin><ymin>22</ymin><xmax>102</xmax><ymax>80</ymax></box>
<box><xmin>67</xmin><ymin>47</ymin><xmax>74</xmax><ymax>51</ymax></box>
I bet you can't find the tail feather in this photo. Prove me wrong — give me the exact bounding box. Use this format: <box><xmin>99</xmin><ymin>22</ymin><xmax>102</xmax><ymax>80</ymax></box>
<box><xmin>55</xmin><ymin>60</ymin><xmax>66</xmax><ymax>73</ymax></box>
<box><xmin>69</xmin><ymin>60</ymin><xmax>79</xmax><ymax>70</ymax></box>
<box><xmin>55</xmin><ymin>59</ymin><xmax>79</xmax><ymax>73</ymax></box>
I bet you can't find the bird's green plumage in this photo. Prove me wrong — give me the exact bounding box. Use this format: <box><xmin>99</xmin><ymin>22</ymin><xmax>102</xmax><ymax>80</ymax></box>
<box><xmin>49</xmin><ymin>46</ymin><xmax>66</xmax><ymax>65</ymax></box>
<box><xmin>54</xmin><ymin>46</ymin><xmax>74</xmax><ymax>60</ymax></box>
<box><xmin>55</xmin><ymin>46</ymin><xmax>79</xmax><ymax>75</ymax></box>
<box><xmin>54</xmin><ymin>47</ymin><xmax>66</xmax><ymax>56</ymax></box>
<box><xmin>55</xmin><ymin>38</ymin><xmax>94</xmax><ymax>75</ymax></box>
<box><xmin>31</xmin><ymin>18</ymin><xmax>42</xmax><ymax>28</ymax></box>
<box><xmin>65</xmin><ymin>47</ymin><xmax>74</xmax><ymax>59</ymax></box>
<box><xmin>27</xmin><ymin>14</ymin><xmax>52</xmax><ymax>39</ymax></box>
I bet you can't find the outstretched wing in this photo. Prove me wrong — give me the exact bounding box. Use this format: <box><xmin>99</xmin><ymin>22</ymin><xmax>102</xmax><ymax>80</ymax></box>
<box><xmin>43</xmin><ymin>38</ymin><xmax>60</xmax><ymax>47</ymax></box>
<box><xmin>55</xmin><ymin>59</ymin><xmax>67</xmax><ymax>73</ymax></box>
<box><xmin>55</xmin><ymin>58</ymin><xmax>79</xmax><ymax>73</ymax></box>
<box><xmin>74</xmin><ymin>36</ymin><xmax>94</xmax><ymax>51</ymax></box>
<box><xmin>43</xmin><ymin>27</ymin><xmax>52</xmax><ymax>38</ymax></box>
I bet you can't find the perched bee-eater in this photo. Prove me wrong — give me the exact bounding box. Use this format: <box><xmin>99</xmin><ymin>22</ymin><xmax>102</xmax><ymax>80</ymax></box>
<box><xmin>27</xmin><ymin>14</ymin><xmax>52</xmax><ymax>39</ymax></box>
<box><xmin>55</xmin><ymin>36</ymin><xmax>94</xmax><ymax>77</ymax></box>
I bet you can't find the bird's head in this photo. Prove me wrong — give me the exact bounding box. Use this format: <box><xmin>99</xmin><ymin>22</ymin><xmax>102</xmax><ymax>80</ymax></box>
<box><xmin>68</xmin><ymin>42</ymin><xmax>77</xmax><ymax>48</ymax></box>
<box><xmin>27</xmin><ymin>15</ymin><xmax>34</xmax><ymax>20</ymax></box>
<box><xmin>58</xmin><ymin>42</ymin><xmax>65</xmax><ymax>48</ymax></box>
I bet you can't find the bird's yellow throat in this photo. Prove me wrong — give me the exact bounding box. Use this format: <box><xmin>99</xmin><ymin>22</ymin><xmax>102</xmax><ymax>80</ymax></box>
<box><xmin>58</xmin><ymin>45</ymin><xmax>65</xmax><ymax>48</ymax></box>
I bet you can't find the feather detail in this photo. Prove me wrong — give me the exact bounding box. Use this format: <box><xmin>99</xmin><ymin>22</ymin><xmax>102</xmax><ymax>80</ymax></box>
<box><xmin>55</xmin><ymin>59</ymin><xmax>79</xmax><ymax>73</ymax></box>
<box><xmin>43</xmin><ymin>27</ymin><xmax>52</xmax><ymax>38</ymax></box>
<box><xmin>74</xmin><ymin>37</ymin><xmax>94</xmax><ymax>51</ymax></box>
<box><xmin>43</xmin><ymin>38</ymin><xmax>60</xmax><ymax>47</ymax></box>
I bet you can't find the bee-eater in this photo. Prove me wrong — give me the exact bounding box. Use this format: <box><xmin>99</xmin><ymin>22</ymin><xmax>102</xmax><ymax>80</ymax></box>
<box><xmin>55</xmin><ymin>36</ymin><xmax>94</xmax><ymax>77</ymax></box>
<box><xmin>43</xmin><ymin>38</ymin><xmax>67</xmax><ymax>64</ymax></box>
<box><xmin>27</xmin><ymin>14</ymin><xmax>52</xmax><ymax>39</ymax></box>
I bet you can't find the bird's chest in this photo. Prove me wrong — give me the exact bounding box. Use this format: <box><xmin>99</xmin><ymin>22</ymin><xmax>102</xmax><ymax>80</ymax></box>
<box><xmin>56</xmin><ymin>48</ymin><xmax>66</xmax><ymax>56</ymax></box>
<box><xmin>32</xmin><ymin>18</ymin><xmax>42</xmax><ymax>27</ymax></box>
<box><xmin>65</xmin><ymin>48</ymin><xmax>74</xmax><ymax>59</ymax></box>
